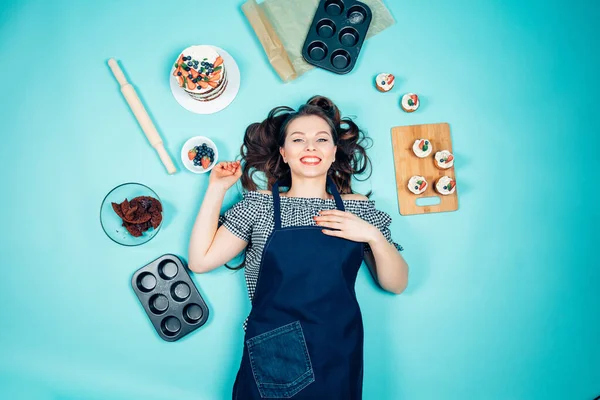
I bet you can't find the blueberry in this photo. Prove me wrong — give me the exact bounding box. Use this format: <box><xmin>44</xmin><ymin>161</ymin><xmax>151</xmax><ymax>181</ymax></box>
<box><xmin>443</xmin><ymin>186</ymin><xmax>447</xmax><ymax>190</ymax></box>
<box><xmin>414</xmin><ymin>186</ymin><xmax>418</xmax><ymax>190</ymax></box>
<box><xmin>425</xmin><ymin>141</ymin><xmax>429</xmax><ymax>144</ymax></box>
<box><xmin>202</xmin><ymin>143</ymin><xmax>207</xmax><ymax>148</ymax></box>
<box><xmin>192</xmin><ymin>78</ymin><xmax>197</xmax><ymax>83</ymax></box>
<box><xmin>381</xmin><ymin>81</ymin><xmax>385</xmax><ymax>85</ymax></box>
<box><xmin>187</xmin><ymin>62</ymin><xmax>192</xmax><ymax>66</ymax></box>
<box><xmin>197</xmin><ymin>86</ymin><xmax>202</xmax><ymax>89</ymax></box>
<box><xmin>177</xmin><ymin>71</ymin><xmax>182</xmax><ymax>76</ymax></box>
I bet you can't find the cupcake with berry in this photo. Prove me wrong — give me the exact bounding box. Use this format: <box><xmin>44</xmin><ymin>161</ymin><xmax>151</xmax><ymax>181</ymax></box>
<box><xmin>401</xmin><ymin>93</ymin><xmax>419</xmax><ymax>112</ymax></box>
<box><xmin>435</xmin><ymin>176</ymin><xmax>456</xmax><ymax>195</ymax></box>
<box><xmin>375</xmin><ymin>73</ymin><xmax>395</xmax><ymax>92</ymax></box>
<box><xmin>412</xmin><ymin>139</ymin><xmax>432</xmax><ymax>158</ymax></box>
<box><xmin>172</xmin><ymin>45</ymin><xmax>228</xmax><ymax>102</ymax></box>
<box><xmin>408</xmin><ymin>176</ymin><xmax>428</xmax><ymax>195</ymax></box>
<box><xmin>434</xmin><ymin>150</ymin><xmax>454</xmax><ymax>170</ymax></box>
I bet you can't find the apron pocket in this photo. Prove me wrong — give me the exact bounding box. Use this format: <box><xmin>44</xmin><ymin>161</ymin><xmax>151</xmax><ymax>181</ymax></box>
<box><xmin>246</xmin><ymin>321</ymin><xmax>315</xmax><ymax>398</ymax></box>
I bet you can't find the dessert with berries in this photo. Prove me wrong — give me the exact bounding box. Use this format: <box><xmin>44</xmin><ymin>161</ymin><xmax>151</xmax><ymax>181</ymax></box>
<box><xmin>435</xmin><ymin>176</ymin><xmax>456</xmax><ymax>195</ymax></box>
<box><xmin>401</xmin><ymin>93</ymin><xmax>419</xmax><ymax>112</ymax></box>
<box><xmin>173</xmin><ymin>45</ymin><xmax>228</xmax><ymax>102</ymax></box>
<box><xmin>434</xmin><ymin>150</ymin><xmax>454</xmax><ymax>170</ymax></box>
<box><xmin>412</xmin><ymin>138</ymin><xmax>432</xmax><ymax>158</ymax></box>
<box><xmin>375</xmin><ymin>73</ymin><xmax>395</xmax><ymax>92</ymax></box>
<box><xmin>408</xmin><ymin>176</ymin><xmax>428</xmax><ymax>195</ymax></box>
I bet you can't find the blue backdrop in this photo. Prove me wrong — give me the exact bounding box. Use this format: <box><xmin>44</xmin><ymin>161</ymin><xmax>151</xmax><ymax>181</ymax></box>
<box><xmin>1</xmin><ymin>0</ymin><xmax>598</xmax><ymax>399</ymax></box>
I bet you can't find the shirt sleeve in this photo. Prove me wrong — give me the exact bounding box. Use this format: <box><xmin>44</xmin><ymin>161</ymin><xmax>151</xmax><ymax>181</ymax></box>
<box><xmin>358</xmin><ymin>204</ymin><xmax>403</xmax><ymax>253</ymax></box>
<box><xmin>218</xmin><ymin>192</ymin><xmax>261</xmax><ymax>242</ymax></box>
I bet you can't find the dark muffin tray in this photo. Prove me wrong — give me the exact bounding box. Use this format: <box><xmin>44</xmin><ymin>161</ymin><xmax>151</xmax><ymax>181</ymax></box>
<box><xmin>302</xmin><ymin>0</ymin><xmax>372</xmax><ymax>74</ymax></box>
<box><xmin>131</xmin><ymin>254</ymin><xmax>209</xmax><ymax>342</ymax></box>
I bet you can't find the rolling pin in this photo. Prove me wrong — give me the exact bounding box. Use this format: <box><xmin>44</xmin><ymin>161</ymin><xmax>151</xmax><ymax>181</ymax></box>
<box><xmin>108</xmin><ymin>58</ymin><xmax>177</xmax><ymax>174</ymax></box>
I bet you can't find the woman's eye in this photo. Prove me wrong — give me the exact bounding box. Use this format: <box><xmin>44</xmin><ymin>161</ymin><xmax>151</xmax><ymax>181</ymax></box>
<box><xmin>317</xmin><ymin>138</ymin><xmax>328</xmax><ymax>142</ymax></box>
<box><xmin>293</xmin><ymin>139</ymin><xmax>303</xmax><ymax>143</ymax></box>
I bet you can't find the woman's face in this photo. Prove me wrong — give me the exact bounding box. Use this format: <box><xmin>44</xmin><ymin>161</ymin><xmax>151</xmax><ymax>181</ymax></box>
<box><xmin>280</xmin><ymin>115</ymin><xmax>337</xmax><ymax>178</ymax></box>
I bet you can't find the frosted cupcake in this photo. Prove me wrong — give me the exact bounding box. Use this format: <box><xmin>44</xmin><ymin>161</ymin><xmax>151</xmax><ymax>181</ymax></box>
<box><xmin>408</xmin><ymin>176</ymin><xmax>428</xmax><ymax>195</ymax></box>
<box><xmin>400</xmin><ymin>93</ymin><xmax>419</xmax><ymax>112</ymax></box>
<box><xmin>173</xmin><ymin>45</ymin><xmax>228</xmax><ymax>102</ymax></box>
<box><xmin>435</xmin><ymin>176</ymin><xmax>456</xmax><ymax>195</ymax></box>
<box><xmin>412</xmin><ymin>139</ymin><xmax>432</xmax><ymax>158</ymax></box>
<box><xmin>434</xmin><ymin>150</ymin><xmax>454</xmax><ymax>169</ymax></box>
<box><xmin>375</xmin><ymin>73</ymin><xmax>395</xmax><ymax>92</ymax></box>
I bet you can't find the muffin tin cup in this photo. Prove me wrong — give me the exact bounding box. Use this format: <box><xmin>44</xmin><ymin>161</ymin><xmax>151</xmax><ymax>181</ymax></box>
<box><xmin>131</xmin><ymin>254</ymin><xmax>209</xmax><ymax>342</ymax></box>
<box><xmin>302</xmin><ymin>0</ymin><xmax>372</xmax><ymax>74</ymax></box>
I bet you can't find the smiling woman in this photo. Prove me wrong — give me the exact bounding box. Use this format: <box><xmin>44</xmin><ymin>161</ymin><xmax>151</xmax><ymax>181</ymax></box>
<box><xmin>187</xmin><ymin>95</ymin><xmax>408</xmax><ymax>399</ymax></box>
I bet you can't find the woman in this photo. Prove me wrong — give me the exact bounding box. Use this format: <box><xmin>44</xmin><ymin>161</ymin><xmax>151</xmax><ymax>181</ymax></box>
<box><xmin>188</xmin><ymin>96</ymin><xmax>408</xmax><ymax>399</ymax></box>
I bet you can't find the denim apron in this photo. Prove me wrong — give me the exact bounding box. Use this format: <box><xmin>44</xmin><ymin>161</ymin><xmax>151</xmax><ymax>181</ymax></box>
<box><xmin>233</xmin><ymin>176</ymin><xmax>365</xmax><ymax>399</ymax></box>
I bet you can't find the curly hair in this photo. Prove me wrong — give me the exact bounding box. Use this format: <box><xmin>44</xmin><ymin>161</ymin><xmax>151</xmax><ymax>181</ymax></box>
<box><xmin>239</xmin><ymin>95</ymin><xmax>372</xmax><ymax>194</ymax></box>
<box><xmin>225</xmin><ymin>95</ymin><xmax>373</xmax><ymax>270</ymax></box>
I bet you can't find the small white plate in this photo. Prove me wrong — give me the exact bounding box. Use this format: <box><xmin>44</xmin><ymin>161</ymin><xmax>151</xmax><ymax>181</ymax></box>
<box><xmin>181</xmin><ymin>136</ymin><xmax>219</xmax><ymax>174</ymax></box>
<box><xmin>170</xmin><ymin>46</ymin><xmax>240</xmax><ymax>114</ymax></box>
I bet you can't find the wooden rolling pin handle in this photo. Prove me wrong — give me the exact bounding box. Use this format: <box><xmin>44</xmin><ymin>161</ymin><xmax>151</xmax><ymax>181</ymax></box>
<box><xmin>155</xmin><ymin>144</ymin><xmax>177</xmax><ymax>174</ymax></box>
<box><xmin>108</xmin><ymin>58</ymin><xmax>128</xmax><ymax>85</ymax></box>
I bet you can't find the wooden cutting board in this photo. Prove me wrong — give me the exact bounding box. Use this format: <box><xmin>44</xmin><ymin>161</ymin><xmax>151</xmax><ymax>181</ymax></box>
<box><xmin>391</xmin><ymin>123</ymin><xmax>459</xmax><ymax>216</ymax></box>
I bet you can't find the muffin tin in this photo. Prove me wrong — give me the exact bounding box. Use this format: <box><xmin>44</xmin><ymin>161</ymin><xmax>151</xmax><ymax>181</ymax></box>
<box><xmin>302</xmin><ymin>0</ymin><xmax>372</xmax><ymax>74</ymax></box>
<box><xmin>131</xmin><ymin>254</ymin><xmax>209</xmax><ymax>342</ymax></box>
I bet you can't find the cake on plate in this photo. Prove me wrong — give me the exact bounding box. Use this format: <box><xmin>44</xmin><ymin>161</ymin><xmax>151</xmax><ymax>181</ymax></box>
<box><xmin>173</xmin><ymin>45</ymin><xmax>228</xmax><ymax>102</ymax></box>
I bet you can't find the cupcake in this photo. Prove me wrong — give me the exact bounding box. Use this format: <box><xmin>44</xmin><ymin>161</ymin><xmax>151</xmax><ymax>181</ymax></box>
<box><xmin>412</xmin><ymin>139</ymin><xmax>432</xmax><ymax>158</ymax></box>
<box><xmin>434</xmin><ymin>150</ymin><xmax>454</xmax><ymax>169</ymax></box>
<box><xmin>172</xmin><ymin>45</ymin><xmax>228</xmax><ymax>102</ymax></box>
<box><xmin>408</xmin><ymin>176</ymin><xmax>428</xmax><ymax>195</ymax></box>
<box><xmin>400</xmin><ymin>93</ymin><xmax>419</xmax><ymax>112</ymax></box>
<box><xmin>375</xmin><ymin>73</ymin><xmax>395</xmax><ymax>92</ymax></box>
<box><xmin>435</xmin><ymin>176</ymin><xmax>456</xmax><ymax>195</ymax></box>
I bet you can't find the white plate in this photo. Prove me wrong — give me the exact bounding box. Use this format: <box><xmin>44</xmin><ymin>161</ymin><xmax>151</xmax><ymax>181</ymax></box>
<box><xmin>170</xmin><ymin>46</ymin><xmax>240</xmax><ymax>114</ymax></box>
<box><xmin>181</xmin><ymin>136</ymin><xmax>219</xmax><ymax>174</ymax></box>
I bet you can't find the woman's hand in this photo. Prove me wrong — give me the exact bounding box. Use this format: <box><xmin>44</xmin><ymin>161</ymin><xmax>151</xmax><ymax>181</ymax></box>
<box><xmin>314</xmin><ymin>209</ymin><xmax>381</xmax><ymax>244</ymax></box>
<box><xmin>209</xmin><ymin>160</ymin><xmax>242</xmax><ymax>192</ymax></box>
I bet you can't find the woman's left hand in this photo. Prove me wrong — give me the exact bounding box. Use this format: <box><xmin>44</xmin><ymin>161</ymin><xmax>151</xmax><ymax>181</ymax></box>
<box><xmin>314</xmin><ymin>209</ymin><xmax>381</xmax><ymax>244</ymax></box>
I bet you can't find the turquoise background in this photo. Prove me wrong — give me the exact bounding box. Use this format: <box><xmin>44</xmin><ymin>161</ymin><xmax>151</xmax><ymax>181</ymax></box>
<box><xmin>1</xmin><ymin>0</ymin><xmax>598</xmax><ymax>399</ymax></box>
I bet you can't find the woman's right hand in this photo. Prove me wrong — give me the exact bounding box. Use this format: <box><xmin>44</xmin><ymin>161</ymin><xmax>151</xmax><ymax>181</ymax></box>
<box><xmin>209</xmin><ymin>160</ymin><xmax>242</xmax><ymax>191</ymax></box>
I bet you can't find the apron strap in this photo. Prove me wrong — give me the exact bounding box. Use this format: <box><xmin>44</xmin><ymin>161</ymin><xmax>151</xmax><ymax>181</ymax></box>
<box><xmin>272</xmin><ymin>180</ymin><xmax>282</xmax><ymax>230</ymax></box>
<box><xmin>272</xmin><ymin>175</ymin><xmax>345</xmax><ymax>230</ymax></box>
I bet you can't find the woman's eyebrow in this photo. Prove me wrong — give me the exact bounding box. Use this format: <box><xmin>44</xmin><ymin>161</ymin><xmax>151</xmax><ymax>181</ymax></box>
<box><xmin>290</xmin><ymin>131</ymin><xmax>331</xmax><ymax>137</ymax></box>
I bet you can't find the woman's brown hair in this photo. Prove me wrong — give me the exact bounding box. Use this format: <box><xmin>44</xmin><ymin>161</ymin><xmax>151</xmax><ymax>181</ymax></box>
<box><xmin>226</xmin><ymin>95</ymin><xmax>373</xmax><ymax>270</ymax></box>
